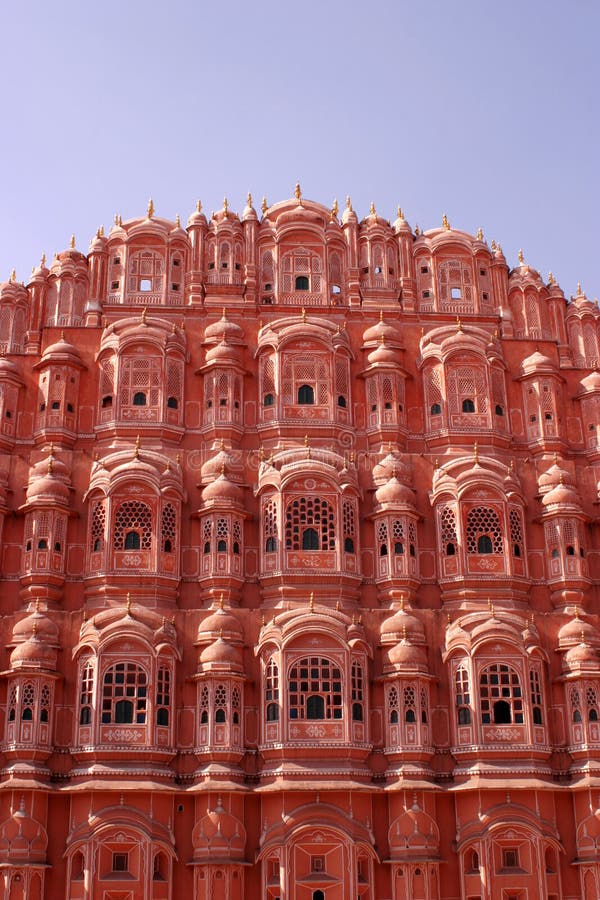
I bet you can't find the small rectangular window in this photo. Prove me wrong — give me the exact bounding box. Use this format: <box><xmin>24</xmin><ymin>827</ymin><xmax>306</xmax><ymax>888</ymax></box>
<box><xmin>113</xmin><ymin>257</ymin><xmax>121</xmax><ymax>265</ymax></box>
<box><xmin>139</xmin><ymin>278</ymin><xmax>152</xmax><ymax>291</ymax></box>
<box><xmin>480</xmin><ymin>268</ymin><xmax>486</xmax><ymax>276</ymax></box>
<box><xmin>172</xmin><ymin>258</ymin><xmax>180</xmax><ymax>267</ymax></box>
<box><xmin>311</xmin><ymin>856</ymin><xmax>325</xmax><ymax>873</ymax></box>
<box><xmin>111</xmin><ymin>281</ymin><xmax>119</xmax><ymax>290</ymax></box>
<box><xmin>423</xmin><ymin>290</ymin><xmax>430</xmax><ymax>298</ymax></box>
<box><xmin>482</xmin><ymin>291</ymin><xmax>489</xmax><ymax>300</ymax></box>
<box><xmin>208</xmin><ymin>262</ymin><xmax>215</xmax><ymax>270</ymax></box>
<box><xmin>171</xmin><ymin>283</ymin><xmax>180</xmax><ymax>291</ymax></box>
<box><xmin>421</xmin><ymin>266</ymin><xmax>428</xmax><ymax>274</ymax></box>
<box><xmin>221</xmin><ymin>262</ymin><xmax>228</xmax><ymax>269</ymax></box>
<box><xmin>502</xmin><ymin>848</ymin><xmax>519</xmax><ymax>869</ymax></box>
<box><xmin>451</xmin><ymin>287</ymin><xmax>462</xmax><ymax>299</ymax></box>
<box><xmin>113</xmin><ymin>852</ymin><xmax>128</xmax><ymax>872</ymax></box>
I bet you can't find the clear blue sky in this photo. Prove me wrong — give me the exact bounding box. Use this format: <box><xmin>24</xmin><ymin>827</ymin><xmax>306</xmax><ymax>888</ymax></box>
<box><xmin>0</xmin><ymin>0</ymin><xmax>598</xmax><ymax>299</ymax></box>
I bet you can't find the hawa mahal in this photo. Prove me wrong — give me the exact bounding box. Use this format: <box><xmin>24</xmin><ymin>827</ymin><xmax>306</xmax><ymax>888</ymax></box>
<box><xmin>0</xmin><ymin>187</ymin><xmax>598</xmax><ymax>899</ymax></box>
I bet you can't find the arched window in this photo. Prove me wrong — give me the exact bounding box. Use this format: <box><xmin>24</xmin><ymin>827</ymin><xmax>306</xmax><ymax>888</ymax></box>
<box><xmin>462</xmin><ymin>398</ymin><xmax>475</xmax><ymax>413</ymax></box>
<box><xmin>455</xmin><ymin>666</ymin><xmax>471</xmax><ymax>725</ymax></box>
<box><xmin>285</xmin><ymin>496</ymin><xmax>335</xmax><ymax>551</ymax></box>
<box><xmin>156</xmin><ymin>666</ymin><xmax>171</xmax><ymax>727</ymax></box>
<box><xmin>167</xmin><ymin>396</ymin><xmax>178</xmax><ymax>409</ymax></box>
<box><xmin>430</xmin><ymin>402</ymin><xmax>441</xmax><ymax>415</ymax></box>
<box><xmin>351</xmin><ymin>661</ymin><xmax>364</xmax><ymax>722</ymax></box>
<box><xmin>79</xmin><ymin>661</ymin><xmax>94</xmax><ymax>725</ymax></box>
<box><xmin>289</xmin><ymin>657</ymin><xmax>342</xmax><ymax>720</ymax></box>
<box><xmin>480</xmin><ymin>663</ymin><xmax>523</xmax><ymax>725</ymax></box>
<box><xmin>264</xmin><ymin>393</ymin><xmax>274</xmax><ymax>406</ymax></box>
<box><xmin>388</xmin><ymin>684</ymin><xmax>399</xmax><ymax>723</ymax></box>
<box><xmin>466</xmin><ymin>506</ymin><xmax>503</xmax><ymax>555</ymax></box>
<box><xmin>302</xmin><ymin>527</ymin><xmax>319</xmax><ymax>550</ymax></box>
<box><xmin>313</xmin><ymin>891</ymin><xmax>325</xmax><ymax>900</ymax></box>
<box><xmin>298</xmin><ymin>383</ymin><xmax>314</xmax><ymax>405</ymax></box>
<box><xmin>530</xmin><ymin>668</ymin><xmax>543</xmax><ymax>725</ymax></box>
<box><xmin>102</xmin><ymin>663</ymin><xmax>147</xmax><ymax>725</ymax></box>
<box><xmin>265</xmin><ymin>658</ymin><xmax>279</xmax><ymax>721</ymax></box>
<box><xmin>265</xmin><ymin>536</ymin><xmax>276</xmax><ymax>552</ymax></box>
<box><xmin>133</xmin><ymin>391</ymin><xmax>147</xmax><ymax>406</ymax></box>
<box><xmin>114</xmin><ymin>501</ymin><xmax>152</xmax><ymax>551</ymax></box>
<box><xmin>295</xmin><ymin>275</ymin><xmax>309</xmax><ymax>291</ymax></box>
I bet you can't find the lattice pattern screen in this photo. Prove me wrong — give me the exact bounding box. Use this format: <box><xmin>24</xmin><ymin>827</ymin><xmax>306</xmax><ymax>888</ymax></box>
<box><xmin>128</xmin><ymin>250</ymin><xmax>164</xmax><ymax>293</ymax></box>
<box><xmin>480</xmin><ymin>664</ymin><xmax>523</xmax><ymax>725</ymax></box>
<box><xmin>113</xmin><ymin>501</ymin><xmax>152</xmax><ymax>550</ymax></box>
<box><xmin>281</xmin><ymin>355</ymin><xmax>329</xmax><ymax>405</ymax></box>
<box><xmin>120</xmin><ymin>356</ymin><xmax>161</xmax><ymax>408</ymax></box>
<box><xmin>285</xmin><ymin>497</ymin><xmax>335</xmax><ymax>550</ymax></box>
<box><xmin>351</xmin><ymin>661</ymin><xmax>364</xmax><ymax>721</ymax></box>
<box><xmin>440</xmin><ymin>506</ymin><xmax>458</xmax><ymax>547</ymax></box>
<box><xmin>438</xmin><ymin>259</ymin><xmax>474</xmax><ymax>309</ymax></box>
<box><xmin>288</xmin><ymin>657</ymin><xmax>343</xmax><ymax>720</ymax></box>
<box><xmin>509</xmin><ymin>507</ymin><xmax>524</xmax><ymax>555</ymax></box>
<box><xmin>102</xmin><ymin>663</ymin><xmax>147</xmax><ymax>724</ymax></box>
<box><xmin>465</xmin><ymin>506</ymin><xmax>503</xmax><ymax>554</ymax></box>
<box><xmin>161</xmin><ymin>504</ymin><xmax>177</xmax><ymax>549</ymax></box>
<box><xmin>280</xmin><ymin>248</ymin><xmax>322</xmax><ymax>294</ymax></box>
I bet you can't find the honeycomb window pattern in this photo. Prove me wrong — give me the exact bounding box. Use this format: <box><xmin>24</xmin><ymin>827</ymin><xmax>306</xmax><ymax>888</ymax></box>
<box><xmin>466</xmin><ymin>506</ymin><xmax>504</xmax><ymax>554</ymax></box>
<box><xmin>113</xmin><ymin>501</ymin><xmax>152</xmax><ymax>550</ymax></box>
<box><xmin>288</xmin><ymin>657</ymin><xmax>343</xmax><ymax>720</ymax></box>
<box><xmin>285</xmin><ymin>497</ymin><xmax>335</xmax><ymax>551</ymax></box>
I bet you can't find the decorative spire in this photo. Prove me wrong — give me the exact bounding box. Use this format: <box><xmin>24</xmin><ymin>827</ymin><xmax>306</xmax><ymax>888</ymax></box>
<box><xmin>577</xmin><ymin>281</ymin><xmax>582</xmax><ymax>295</ymax></box>
<box><xmin>490</xmin><ymin>238</ymin><xmax>497</xmax><ymax>251</ymax></box>
<box><xmin>370</xmin><ymin>201</ymin><xmax>376</xmax><ymax>217</ymax></box>
<box><xmin>346</xmin><ymin>195</ymin><xmax>352</xmax><ymax>210</ymax></box>
<box><xmin>309</xmin><ymin>592</ymin><xmax>314</xmax><ymax>612</ymax></box>
<box><xmin>175</xmin><ymin>213</ymin><xmax>181</xmax><ymax>227</ymax></box>
<box><xmin>331</xmin><ymin>198</ymin><xmax>338</xmax><ymax>219</ymax></box>
<box><xmin>147</xmin><ymin>198</ymin><xmax>155</xmax><ymax>219</ymax></box>
<box><xmin>261</xmin><ymin>196</ymin><xmax>268</xmax><ymax>213</ymax></box>
<box><xmin>477</xmin><ymin>226</ymin><xmax>483</xmax><ymax>240</ymax></box>
<box><xmin>518</xmin><ymin>248</ymin><xmax>525</xmax><ymax>264</ymax></box>
<box><xmin>397</xmin><ymin>206</ymin><xmax>404</xmax><ymax>220</ymax></box>
<box><xmin>126</xmin><ymin>593</ymin><xmax>132</xmax><ymax>614</ymax></box>
<box><xmin>456</xmin><ymin>316</ymin><xmax>463</xmax><ymax>332</ymax></box>
<box><xmin>442</xmin><ymin>213</ymin><xmax>450</xmax><ymax>230</ymax></box>
<box><xmin>301</xmin><ymin>307</ymin><xmax>306</xmax><ymax>323</ymax></box>
<box><xmin>134</xmin><ymin>435</ymin><xmax>141</xmax><ymax>459</ymax></box>
<box><xmin>196</xmin><ymin>199</ymin><xmax>202</xmax><ymax>213</ymax></box>
<box><xmin>294</xmin><ymin>182</ymin><xmax>302</xmax><ymax>203</ymax></box>
<box><xmin>223</xmin><ymin>197</ymin><xmax>229</xmax><ymax>215</ymax></box>
<box><xmin>548</xmin><ymin>271</ymin><xmax>555</xmax><ymax>285</ymax></box>
<box><xmin>41</xmin><ymin>253</ymin><xmax>46</xmax><ymax>267</ymax></box>
<box><xmin>9</xmin><ymin>269</ymin><xmax>16</xmax><ymax>282</ymax></box>
<box><xmin>141</xmin><ymin>307</ymin><xmax>147</xmax><ymax>324</ymax></box>
<box><xmin>70</xmin><ymin>234</ymin><xmax>76</xmax><ymax>249</ymax></box>
<box><xmin>474</xmin><ymin>442</ymin><xmax>479</xmax><ymax>464</ymax></box>
<box><xmin>414</xmin><ymin>224</ymin><xmax>420</xmax><ymax>236</ymax></box>
<box><xmin>246</xmin><ymin>192</ymin><xmax>253</xmax><ymax>208</ymax></box>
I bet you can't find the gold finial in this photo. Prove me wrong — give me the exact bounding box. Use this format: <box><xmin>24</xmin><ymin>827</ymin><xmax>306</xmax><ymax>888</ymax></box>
<box><xmin>518</xmin><ymin>248</ymin><xmax>525</xmax><ymax>264</ymax></box>
<box><xmin>574</xmin><ymin>606</ymin><xmax>580</xmax><ymax>619</ymax></box>
<box><xmin>414</xmin><ymin>224</ymin><xmax>420</xmax><ymax>236</ymax></box>
<box><xmin>335</xmin><ymin>600</ymin><xmax>341</xmax><ymax>611</ymax></box>
<box><xmin>331</xmin><ymin>198</ymin><xmax>338</xmax><ymax>219</ymax></box>
<box><xmin>490</xmin><ymin>238</ymin><xmax>497</xmax><ymax>251</ymax></box>
<box><xmin>446</xmin><ymin>611</ymin><xmax>452</xmax><ymax>627</ymax></box>
<box><xmin>456</xmin><ymin>316</ymin><xmax>463</xmax><ymax>332</ymax></box>
<box><xmin>70</xmin><ymin>234</ymin><xmax>76</xmax><ymax>249</ymax></box>
<box><xmin>442</xmin><ymin>213</ymin><xmax>450</xmax><ymax>230</ymax></box>
<box><xmin>401</xmin><ymin>624</ymin><xmax>407</xmax><ymax>640</ymax></box>
<box><xmin>175</xmin><ymin>213</ymin><xmax>181</xmax><ymax>227</ymax></box>
<box><xmin>548</xmin><ymin>271</ymin><xmax>555</xmax><ymax>285</ymax></box>
<box><xmin>47</xmin><ymin>453</ymin><xmax>54</xmax><ymax>475</ymax></box>
<box><xmin>134</xmin><ymin>435</ymin><xmax>141</xmax><ymax>459</ymax></box>
<box><xmin>219</xmin><ymin>592</ymin><xmax>224</xmax><ymax>609</ymax></box>
<box><xmin>221</xmin><ymin>306</ymin><xmax>228</xmax><ymax>320</ymax></box>
<box><xmin>141</xmin><ymin>307</ymin><xmax>147</xmax><ymax>324</ymax></box>
<box><xmin>35</xmin><ymin>597</ymin><xmax>40</xmax><ymax>612</ymax></box>
<box><xmin>380</xmin><ymin>332</ymin><xmax>386</xmax><ymax>346</ymax></box>
<box><xmin>32</xmin><ymin>620</ymin><xmax>38</xmax><ymax>636</ymax></box>
<box><xmin>399</xmin><ymin>594</ymin><xmax>405</xmax><ymax>611</ymax></box>
<box><xmin>220</xmin><ymin>437</ymin><xmax>225</xmax><ymax>451</ymax></box>
<box><xmin>246</xmin><ymin>192</ymin><xmax>253</xmax><ymax>207</ymax></box>
<box><xmin>259</xmin><ymin>446</ymin><xmax>265</xmax><ymax>461</ymax></box>
<box><xmin>223</xmin><ymin>197</ymin><xmax>229</xmax><ymax>214</ymax></box>
<box><xmin>309</xmin><ymin>592</ymin><xmax>314</xmax><ymax>612</ymax></box>
<box><xmin>41</xmin><ymin>253</ymin><xmax>46</xmax><ymax>267</ymax></box>
<box><xmin>9</xmin><ymin>269</ymin><xmax>16</xmax><ymax>282</ymax></box>
<box><xmin>305</xmin><ymin>434</ymin><xmax>311</xmax><ymax>459</ymax></box>
<box><xmin>294</xmin><ymin>182</ymin><xmax>302</xmax><ymax>202</ymax></box>
<box><xmin>301</xmin><ymin>307</ymin><xmax>306</xmax><ymax>323</ymax></box>
<box><xmin>99</xmin><ymin>225</ymin><xmax>104</xmax><ymax>236</ymax></box>
<box><xmin>196</xmin><ymin>199</ymin><xmax>202</xmax><ymax>213</ymax></box>
<box><xmin>165</xmin><ymin>458</ymin><xmax>171</xmax><ymax>472</ymax></box>
<box><xmin>474</xmin><ymin>442</ymin><xmax>479</xmax><ymax>463</ymax></box>
<box><xmin>261</xmin><ymin>196</ymin><xmax>268</xmax><ymax>213</ymax></box>
<box><xmin>370</xmin><ymin>201</ymin><xmax>376</xmax><ymax>216</ymax></box>
<box><xmin>126</xmin><ymin>593</ymin><xmax>131</xmax><ymax>613</ymax></box>
<box><xmin>477</xmin><ymin>227</ymin><xmax>483</xmax><ymax>240</ymax></box>
<box><xmin>114</xmin><ymin>213</ymin><xmax>120</xmax><ymax>225</ymax></box>
<box><xmin>147</xmin><ymin>198</ymin><xmax>155</xmax><ymax>219</ymax></box>
<box><xmin>397</xmin><ymin>206</ymin><xmax>404</xmax><ymax>220</ymax></box>
<box><xmin>581</xmin><ymin>628</ymin><xmax>586</xmax><ymax>644</ymax></box>
<box><xmin>577</xmin><ymin>281</ymin><xmax>582</xmax><ymax>295</ymax></box>
<box><xmin>346</xmin><ymin>195</ymin><xmax>352</xmax><ymax>210</ymax></box>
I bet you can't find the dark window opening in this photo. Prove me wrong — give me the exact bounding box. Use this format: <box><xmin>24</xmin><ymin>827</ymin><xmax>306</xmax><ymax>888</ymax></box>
<box><xmin>67</xmin><ymin>403</ymin><xmax>74</xmax><ymax>413</ymax></box>
<box><xmin>514</xmin><ymin>544</ymin><xmax>521</xmax><ymax>557</ymax></box>
<box><xmin>215</xmin><ymin>708</ymin><xmax>226</xmax><ymax>723</ymax></box>
<box><xmin>115</xmin><ymin>699</ymin><xmax>134</xmax><ymax>724</ymax></box>
<box><xmin>477</xmin><ymin>534</ymin><xmax>493</xmax><ymax>554</ymax></box>
<box><xmin>458</xmin><ymin>707</ymin><xmax>471</xmax><ymax>725</ymax></box>
<box><xmin>405</xmin><ymin>708</ymin><xmax>416</xmax><ymax>723</ymax></box>
<box><xmin>265</xmin><ymin>537</ymin><xmax>276</xmax><ymax>552</ymax></box>
<box><xmin>394</xmin><ymin>542</ymin><xmax>404</xmax><ymax>555</ymax></box>
<box><xmin>163</xmin><ymin>539</ymin><xmax>172</xmax><ymax>553</ymax></box>
<box><xmin>38</xmin><ymin>539</ymin><xmax>48</xmax><ymax>550</ymax></box>
<box><xmin>533</xmin><ymin>706</ymin><xmax>543</xmax><ymax>725</ymax></box>
<box><xmin>566</xmin><ymin>545</ymin><xmax>575</xmax><ymax>556</ymax></box>
<box><xmin>51</xmin><ymin>401</ymin><xmax>60</xmax><ymax>410</ymax></box>
<box><xmin>352</xmin><ymin>702</ymin><xmax>363</xmax><ymax>721</ymax></box>
<box><xmin>203</xmin><ymin>541</ymin><xmax>210</xmax><ymax>554</ymax></box>
<box><xmin>157</xmin><ymin>708</ymin><xmax>169</xmax><ymax>726</ymax></box>
<box><xmin>124</xmin><ymin>531</ymin><xmax>141</xmax><ymax>550</ymax></box>
<box><xmin>22</xmin><ymin>708</ymin><xmax>32</xmax><ymax>721</ymax></box>
<box><xmin>54</xmin><ymin>541</ymin><xmax>61</xmax><ymax>552</ymax></box>
<box><xmin>295</xmin><ymin>275</ymin><xmax>309</xmax><ymax>291</ymax></box>
<box><xmin>493</xmin><ymin>699</ymin><xmax>512</xmax><ymax>724</ymax></box>
<box><xmin>102</xmin><ymin>395</ymin><xmax>112</xmax><ymax>408</ymax></box>
<box><xmin>167</xmin><ymin>396</ymin><xmax>178</xmax><ymax>409</ymax></box>
<box><xmin>302</xmin><ymin>528</ymin><xmax>319</xmax><ymax>550</ymax></box>
<box><xmin>430</xmin><ymin>402</ymin><xmax>441</xmax><ymax>415</ymax></box>
<box><xmin>217</xmin><ymin>539</ymin><xmax>227</xmax><ymax>552</ymax></box>
<box><xmin>113</xmin><ymin>853</ymin><xmax>128</xmax><ymax>873</ymax></box>
<box><xmin>298</xmin><ymin>384</ymin><xmax>314</xmax><ymax>405</ymax></box>
<box><xmin>80</xmin><ymin>706</ymin><xmax>91</xmax><ymax>725</ymax></box>
<box><xmin>264</xmin><ymin>393</ymin><xmax>274</xmax><ymax>406</ymax></box>
<box><xmin>266</xmin><ymin>702</ymin><xmax>279</xmax><ymax>721</ymax></box>
<box><xmin>495</xmin><ymin>404</ymin><xmax>503</xmax><ymax>415</ymax></box>
<box><xmin>306</xmin><ymin>695</ymin><xmax>325</xmax><ymax>719</ymax></box>
<box><xmin>380</xmin><ymin>543</ymin><xmax>388</xmax><ymax>557</ymax></box>
<box><xmin>344</xmin><ymin>537</ymin><xmax>355</xmax><ymax>553</ymax></box>
<box><xmin>133</xmin><ymin>391</ymin><xmax>147</xmax><ymax>406</ymax></box>
<box><xmin>446</xmin><ymin>542</ymin><xmax>455</xmax><ymax>556</ymax></box>
<box><xmin>337</xmin><ymin>395</ymin><xmax>347</xmax><ymax>408</ymax></box>
<box><xmin>462</xmin><ymin>398</ymin><xmax>475</xmax><ymax>413</ymax></box>
<box><xmin>233</xmin><ymin>541</ymin><xmax>240</xmax><ymax>554</ymax></box>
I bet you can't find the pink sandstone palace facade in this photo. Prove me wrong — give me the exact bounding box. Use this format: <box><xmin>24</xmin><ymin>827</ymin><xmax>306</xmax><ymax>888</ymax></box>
<box><xmin>0</xmin><ymin>187</ymin><xmax>599</xmax><ymax>900</ymax></box>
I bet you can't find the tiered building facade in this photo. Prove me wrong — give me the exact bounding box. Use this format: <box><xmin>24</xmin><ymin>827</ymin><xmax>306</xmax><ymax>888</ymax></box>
<box><xmin>0</xmin><ymin>189</ymin><xmax>599</xmax><ymax>898</ymax></box>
